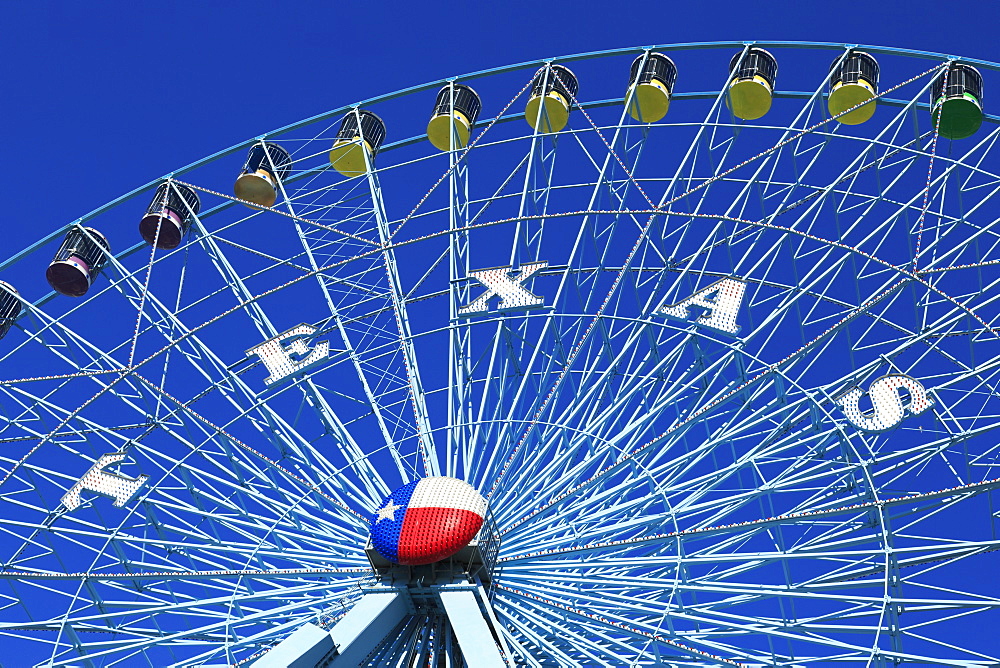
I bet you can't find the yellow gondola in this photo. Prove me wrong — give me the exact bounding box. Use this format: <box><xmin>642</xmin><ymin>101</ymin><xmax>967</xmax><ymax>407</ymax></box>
<box><xmin>626</xmin><ymin>52</ymin><xmax>677</xmax><ymax>123</ymax></box>
<box><xmin>234</xmin><ymin>142</ymin><xmax>292</xmax><ymax>208</ymax></box>
<box><xmin>525</xmin><ymin>65</ymin><xmax>578</xmax><ymax>133</ymax></box>
<box><xmin>728</xmin><ymin>48</ymin><xmax>778</xmax><ymax>120</ymax></box>
<box><xmin>829</xmin><ymin>51</ymin><xmax>879</xmax><ymax>125</ymax></box>
<box><xmin>330</xmin><ymin>110</ymin><xmax>386</xmax><ymax>177</ymax></box>
<box><xmin>427</xmin><ymin>84</ymin><xmax>482</xmax><ymax>151</ymax></box>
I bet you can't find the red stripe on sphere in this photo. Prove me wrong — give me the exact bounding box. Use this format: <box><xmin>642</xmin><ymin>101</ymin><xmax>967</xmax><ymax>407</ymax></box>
<box><xmin>396</xmin><ymin>507</ymin><xmax>485</xmax><ymax>565</ymax></box>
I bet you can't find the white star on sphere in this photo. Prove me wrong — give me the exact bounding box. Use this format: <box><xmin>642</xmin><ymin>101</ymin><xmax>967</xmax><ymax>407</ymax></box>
<box><xmin>376</xmin><ymin>500</ymin><xmax>402</xmax><ymax>523</ymax></box>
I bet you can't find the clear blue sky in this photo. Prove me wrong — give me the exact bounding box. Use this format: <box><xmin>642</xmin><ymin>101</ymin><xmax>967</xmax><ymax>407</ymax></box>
<box><xmin>1</xmin><ymin>0</ymin><xmax>995</xmax><ymax>258</ymax></box>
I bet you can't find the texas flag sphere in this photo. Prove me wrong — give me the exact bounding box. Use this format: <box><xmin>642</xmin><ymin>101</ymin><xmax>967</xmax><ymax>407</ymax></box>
<box><xmin>370</xmin><ymin>477</ymin><xmax>487</xmax><ymax>566</ymax></box>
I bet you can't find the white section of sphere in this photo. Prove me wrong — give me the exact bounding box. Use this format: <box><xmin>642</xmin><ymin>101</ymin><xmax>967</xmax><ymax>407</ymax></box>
<box><xmin>408</xmin><ymin>476</ymin><xmax>487</xmax><ymax>517</ymax></box>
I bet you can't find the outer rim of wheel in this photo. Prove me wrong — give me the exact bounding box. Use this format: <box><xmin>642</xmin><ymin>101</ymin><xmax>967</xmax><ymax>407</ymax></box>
<box><xmin>2</xmin><ymin>40</ymin><xmax>1000</xmax><ymax>666</ymax></box>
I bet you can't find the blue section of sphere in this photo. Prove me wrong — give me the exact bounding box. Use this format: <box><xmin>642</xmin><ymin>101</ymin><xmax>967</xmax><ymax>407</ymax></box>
<box><xmin>370</xmin><ymin>480</ymin><xmax>419</xmax><ymax>563</ymax></box>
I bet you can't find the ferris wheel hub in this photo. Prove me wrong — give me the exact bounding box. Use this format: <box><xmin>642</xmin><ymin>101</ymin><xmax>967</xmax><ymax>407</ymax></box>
<box><xmin>369</xmin><ymin>476</ymin><xmax>489</xmax><ymax>566</ymax></box>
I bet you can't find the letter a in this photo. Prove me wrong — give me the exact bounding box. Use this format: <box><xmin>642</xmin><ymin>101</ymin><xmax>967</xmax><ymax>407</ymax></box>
<box><xmin>658</xmin><ymin>278</ymin><xmax>746</xmax><ymax>334</ymax></box>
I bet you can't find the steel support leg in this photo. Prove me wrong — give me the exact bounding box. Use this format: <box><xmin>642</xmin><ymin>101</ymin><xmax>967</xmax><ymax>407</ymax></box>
<box><xmin>328</xmin><ymin>591</ymin><xmax>409</xmax><ymax>665</ymax></box>
<box><xmin>254</xmin><ymin>581</ymin><xmax>509</xmax><ymax>667</ymax></box>
<box><xmin>253</xmin><ymin>591</ymin><xmax>408</xmax><ymax>667</ymax></box>
<box><xmin>252</xmin><ymin>623</ymin><xmax>335</xmax><ymax>668</ymax></box>
<box><xmin>438</xmin><ymin>587</ymin><xmax>508</xmax><ymax>668</ymax></box>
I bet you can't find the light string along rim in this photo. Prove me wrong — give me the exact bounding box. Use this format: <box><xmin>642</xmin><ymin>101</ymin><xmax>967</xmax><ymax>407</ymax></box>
<box><xmin>912</xmin><ymin>62</ymin><xmax>949</xmax><ymax>271</ymax></box>
<box><xmin>125</xmin><ymin>183</ymin><xmax>169</xmax><ymax>368</ymax></box>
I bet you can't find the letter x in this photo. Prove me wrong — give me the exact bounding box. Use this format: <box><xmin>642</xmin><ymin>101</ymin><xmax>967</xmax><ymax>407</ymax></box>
<box><xmin>459</xmin><ymin>262</ymin><xmax>548</xmax><ymax>315</ymax></box>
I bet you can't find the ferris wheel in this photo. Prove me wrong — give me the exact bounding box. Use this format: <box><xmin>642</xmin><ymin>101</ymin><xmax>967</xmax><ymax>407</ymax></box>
<box><xmin>1</xmin><ymin>40</ymin><xmax>1000</xmax><ymax>666</ymax></box>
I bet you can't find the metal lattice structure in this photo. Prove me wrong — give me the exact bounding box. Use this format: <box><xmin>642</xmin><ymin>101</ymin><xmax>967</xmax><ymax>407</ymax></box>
<box><xmin>2</xmin><ymin>41</ymin><xmax>1000</xmax><ymax>666</ymax></box>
